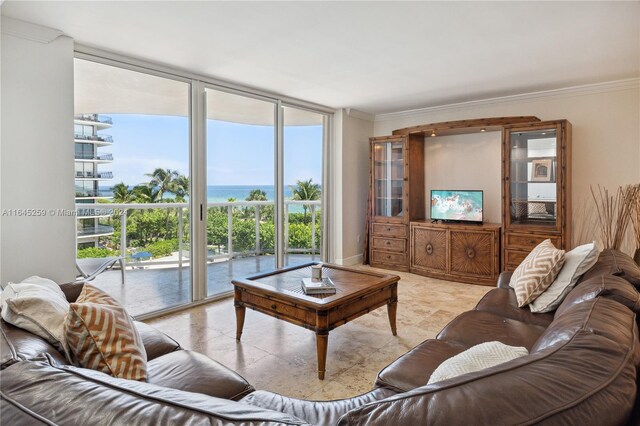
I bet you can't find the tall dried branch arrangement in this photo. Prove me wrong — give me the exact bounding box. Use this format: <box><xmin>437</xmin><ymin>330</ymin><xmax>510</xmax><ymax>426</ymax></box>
<box><xmin>590</xmin><ymin>184</ymin><xmax>637</xmax><ymax>250</ymax></box>
<box><xmin>630</xmin><ymin>184</ymin><xmax>640</xmax><ymax>251</ymax></box>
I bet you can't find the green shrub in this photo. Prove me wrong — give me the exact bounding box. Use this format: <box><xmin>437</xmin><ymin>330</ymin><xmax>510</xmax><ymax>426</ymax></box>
<box><xmin>77</xmin><ymin>247</ymin><xmax>113</xmax><ymax>259</ymax></box>
<box><xmin>142</xmin><ymin>239</ymin><xmax>178</xmax><ymax>258</ymax></box>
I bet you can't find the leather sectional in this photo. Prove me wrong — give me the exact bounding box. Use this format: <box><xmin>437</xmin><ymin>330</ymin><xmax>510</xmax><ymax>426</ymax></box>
<box><xmin>2</xmin><ymin>249</ymin><xmax>640</xmax><ymax>425</ymax></box>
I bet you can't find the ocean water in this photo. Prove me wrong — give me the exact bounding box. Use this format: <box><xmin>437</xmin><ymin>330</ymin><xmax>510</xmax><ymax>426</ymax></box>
<box><xmin>206</xmin><ymin>185</ymin><xmax>293</xmax><ymax>202</ymax></box>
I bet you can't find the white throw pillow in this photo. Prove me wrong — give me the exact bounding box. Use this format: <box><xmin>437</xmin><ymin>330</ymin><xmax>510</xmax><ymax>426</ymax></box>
<box><xmin>529</xmin><ymin>242</ymin><xmax>600</xmax><ymax>313</ymax></box>
<box><xmin>427</xmin><ymin>341</ymin><xmax>528</xmax><ymax>384</ymax></box>
<box><xmin>1</xmin><ymin>276</ymin><xmax>69</xmax><ymax>354</ymax></box>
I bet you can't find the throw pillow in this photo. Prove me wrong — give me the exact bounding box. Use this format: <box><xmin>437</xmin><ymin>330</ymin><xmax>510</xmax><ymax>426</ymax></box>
<box><xmin>77</xmin><ymin>283</ymin><xmax>121</xmax><ymax>306</ymax></box>
<box><xmin>428</xmin><ymin>341</ymin><xmax>528</xmax><ymax>384</ymax></box>
<box><xmin>0</xmin><ymin>277</ymin><xmax>69</xmax><ymax>354</ymax></box>
<box><xmin>529</xmin><ymin>242</ymin><xmax>599</xmax><ymax>313</ymax></box>
<box><xmin>65</xmin><ymin>296</ymin><xmax>147</xmax><ymax>381</ymax></box>
<box><xmin>509</xmin><ymin>240</ymin><xmax>565</xmax><ymax>307</ymax></box>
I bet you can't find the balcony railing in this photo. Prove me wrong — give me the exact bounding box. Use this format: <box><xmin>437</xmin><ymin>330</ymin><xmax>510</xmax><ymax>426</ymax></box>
<box><xmin>75</xmin><ymin>200</ymin><xmax>321</xmax><ymax>270</ymax></box>
<box><xmin>77</xmin><ymin>224</ymin><xmax>115</xmax><ymax>237</ymax></box>
<box><xmin>74</xmin><ymin>114</ymin><xmax>113</xmax><ymax>125</ymax></box>
<box><xmin>75</xmin><ymin>189</ymin><xmax>112</xmax><ymax>198</ymax></box>
<box><xmin>75</xmin><ymin>153</ymin><xmax>113</xmax><ymax>161</ymax></box>
<box><xmin>74</xmin><ymin>133</ymin><xmax>113</xmax><ymax>143</ymax></box>
<box><xmin>75</xmin><ymin>171</ymin><xmax>113</xmax><ymax>179</ymax></box>
<box><xmin>77</xmin><ymin>207</ymin><xmax>112</xmax><ymax>217</ymax></box>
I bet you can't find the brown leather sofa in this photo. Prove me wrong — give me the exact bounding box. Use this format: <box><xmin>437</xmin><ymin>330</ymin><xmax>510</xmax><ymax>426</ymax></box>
<box><xmin>2</xmin><ymin>249</ymin><xmax>640</xmax><ymax>425</ymax></box>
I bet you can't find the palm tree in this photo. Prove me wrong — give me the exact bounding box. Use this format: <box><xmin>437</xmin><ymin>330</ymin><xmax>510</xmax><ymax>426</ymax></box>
<box><xmin>173</xmin><ymin>175</ymin><xmax>189</xmax><ymax>202</ymax></box>
<box><xmin>145</xmin><ymin>168</ymin><xmax>180</xmax><ymax>202</ymax></box>
<box><xmin>291</xmin><ymin>179</ymin><xmax>321</xmax><ymax>222</ymax></box>
<box><xmin>111</xmin><ymin>182</ymin><xmax>136</xmax><ymax>203</ymax></box>
<box><xmin>132</xmin><ymin>184</ymin><xmax>156</xmax><ymax>203</ymax></box>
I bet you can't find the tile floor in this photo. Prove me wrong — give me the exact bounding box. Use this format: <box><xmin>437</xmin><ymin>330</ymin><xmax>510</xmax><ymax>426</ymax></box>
<box><xmin>146</xmin><ymin>266</ymin><xmax>492</xmax><ymax>400</ymax></box>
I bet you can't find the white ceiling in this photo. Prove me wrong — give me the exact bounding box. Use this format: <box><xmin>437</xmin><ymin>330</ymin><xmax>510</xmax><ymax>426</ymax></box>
<box><xmin>2</xmin><ymin>1</ymin><xmax>639</xmax><ymax>115</ymax></box>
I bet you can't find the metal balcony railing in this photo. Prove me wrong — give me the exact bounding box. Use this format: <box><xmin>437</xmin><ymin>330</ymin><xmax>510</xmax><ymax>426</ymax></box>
<box><xmin>75</xmin><ymin>153</ymin><xmax>113</xmax><ymax>161</ymax></box>
<box><xmin>75</xmin><ymin>189</ymin><xmax>111</xmax><ymax>198</ymax></box>
<box><xmin>75</xmin><ymin>171</ymin><xmax>113</xmax><ymax>179</ymax></box>
<box><xmin>74</xmin><ymin>114</ymin><xmax>113</xmax><ymax>125</ymax></box>
<box><xmin>75</xmin><ymin>200</ymin><xmax>322</xmax><ymax>270</ymax></box>
<box><xmin>74</xmin><ymin>133</ymin><xmax>114</xmax><ymax>143</ymax></box>
<box><xmin>77</xmin><ymin>224</ymin><xmax>114</xmax><ymax>237</ymax></box>
<box><xmin>77</xmin><ymin>208</ymin><xmax>112</xmax><ymax>217</ymax></box>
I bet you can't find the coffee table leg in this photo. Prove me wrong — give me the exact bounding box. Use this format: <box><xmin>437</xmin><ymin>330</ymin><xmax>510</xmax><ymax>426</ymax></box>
<box><xmin>235</xmin><ymin>305</ymin><xmax>246</xmax><ymax>341</ymax></box>
<box><xmin>316</xmin><ymin>332</ymin><xmax>328</xmax><ymax>380</ymax></box>
<box><xmin>387</xmin><ymin>300</ymin><xmax>398</xmax><ymax>336</ymax></box>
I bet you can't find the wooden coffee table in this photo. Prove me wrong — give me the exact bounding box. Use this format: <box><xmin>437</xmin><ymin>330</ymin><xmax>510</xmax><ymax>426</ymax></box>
<box><xmin>232</xmin><ymin>263</ymin><xmax>400</xmax><ymax>379</ymax></box>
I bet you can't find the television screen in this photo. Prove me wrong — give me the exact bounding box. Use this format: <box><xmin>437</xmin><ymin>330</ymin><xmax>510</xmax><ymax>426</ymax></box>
<box><xmin>430</xmin><ymin>190</ymin><xmax>483</xmax><ymax>223</ymax></box>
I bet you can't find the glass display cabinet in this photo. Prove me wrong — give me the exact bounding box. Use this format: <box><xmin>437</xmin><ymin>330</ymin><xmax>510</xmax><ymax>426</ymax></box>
<box><xmin>502</xmin><ymin>120</ymin><xmax>572</xmax><ymax>271</ymax></box>
<box><xmin>373</xmin><ymin>139</ymin><xmax>405</xmax><ymax>219</ymax></box>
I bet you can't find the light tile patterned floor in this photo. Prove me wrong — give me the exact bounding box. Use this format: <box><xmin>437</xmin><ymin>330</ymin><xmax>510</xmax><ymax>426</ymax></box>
<box><xmin>146</xmin><ymin>266</ymin><xmax>491</xmax><ymax>400</ymax></box>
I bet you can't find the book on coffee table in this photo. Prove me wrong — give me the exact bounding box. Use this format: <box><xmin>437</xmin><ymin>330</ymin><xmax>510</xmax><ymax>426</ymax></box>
<box><xmin>301</xmin><ymin>277</ymin><xmax>336</xmax><ymax>295</ymax></box>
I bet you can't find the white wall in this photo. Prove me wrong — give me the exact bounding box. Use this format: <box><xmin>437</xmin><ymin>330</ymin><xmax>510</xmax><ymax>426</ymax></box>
<box><xmin>1</xmin><ymin>18</ymin><xmax>76</xmax><ymax>284</ymax></box>
<box><xmin>375</xmin><ymin>81</ymin><xmax>640</xmax><ymax>252</ymax></box>
<box><xmin>331</xmin><ymin>109</ymin><xmax>373</xmax><ymax>265</ymax></box>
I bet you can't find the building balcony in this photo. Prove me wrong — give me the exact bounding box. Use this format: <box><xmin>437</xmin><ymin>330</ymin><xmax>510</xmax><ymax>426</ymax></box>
<box><xmin>75</xmin><ymin>189</ymin><xmax>112</xmax><ymax>198</ymax></box>
<box><xmin>74</xmin><ymin>133</ymin><xmax>113</xmax><ymax>146</ymax></box>
<box><xmin>77</xmin><ymin>224</ymin><xmax>115</xmax><ymax>238</ymax></box>
<box><xmin>75</xmin><ymin>153</ymin><xmax>113</xmax><ymax>163</ymax></box>
<box><xmin>75</xmin><ymin>171</ymin><xmax>113</xmax><ymax>180</ymax></box>
<box><xmin>74</xmin><ymin>114</ymin><xmax>113</xmax><ymax>130</ymax></box>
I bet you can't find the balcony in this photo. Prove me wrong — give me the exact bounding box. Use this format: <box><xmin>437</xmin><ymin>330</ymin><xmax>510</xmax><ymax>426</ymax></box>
<box><xmin>75</xmin><ymin>153</ymin><xmax>113</xmax><ymax>162</ymax></box>
<box><xmin>75</xmin><ymin>189</ymin><xmax>112</xmax><ymax>198</ymax></box>
<box><xmin>77</xmin><ymin>224</ymin><xmax>115</xmax><ymax>238</ymax></box>
<box><xmin>75</xmin><ymin>200</ymin><xmax>322</xmax><ymax>316</ymax></box>
<box><xmin>74</xmin><ymin>133</ymin><xmax>113</xmax><ymax>146</ymax></box>
<box><xmin>74</xmin><ymin>114</ymin><xmax>113</xmax><ymax>127</ymax></box>
<box><xmin>75</xmin><ymin>171</ymin><xmax>113</xmax><ymax>180</ymax></box>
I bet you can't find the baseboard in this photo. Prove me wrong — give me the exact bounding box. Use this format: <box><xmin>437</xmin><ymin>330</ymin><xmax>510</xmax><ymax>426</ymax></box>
<box><xmin>335</xmin><ymin>253</ymin><xmax>363</xmax><ymax>266</ymax></box>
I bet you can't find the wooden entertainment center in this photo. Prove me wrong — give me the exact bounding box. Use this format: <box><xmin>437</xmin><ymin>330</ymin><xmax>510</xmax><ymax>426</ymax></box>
<box><xmin>366</xmin><ymin>117</ymin><xmax>572</xmax><ymax>286</ymax></box>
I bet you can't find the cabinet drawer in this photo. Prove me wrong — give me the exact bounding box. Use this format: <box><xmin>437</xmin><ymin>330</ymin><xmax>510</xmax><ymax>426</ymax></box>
<box><xmin>505</xmin><ymin>250</ymin><xmax>529</xmax><ymax>271</ymax></box>
<box><xmin>372</xmin><ymin>237</ymin><xmax>406</xmax><ymax>253</ymax></box>
<box><xmin>372</xmin><ymin>223</ymin><xmax>406</xmax><ymax>237</ymax></box>
<box><xmin>505</xmin><ymin>233</ymin><xmax>561</xmax><ymax>251</ymax></box>
<box><xmin>372</xmin><ymin>250</ymin><xmax>407</xmax><ymax>266</ymax></box>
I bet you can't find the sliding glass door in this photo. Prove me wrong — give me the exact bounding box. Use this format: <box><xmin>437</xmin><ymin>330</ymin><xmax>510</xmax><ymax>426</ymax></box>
<box><xmin>204</xmin><ymin>88</ymin><xmax>277</xmax><ymax>298</ymax></box>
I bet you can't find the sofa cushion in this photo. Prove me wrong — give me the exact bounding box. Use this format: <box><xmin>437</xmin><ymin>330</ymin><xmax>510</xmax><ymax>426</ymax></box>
<box><xmin>0</xmin><ymin>361</ymin><xmax>308</xmax><ymax>425</ymax></box>
<box><xmin>65</xmin><ymin>300</ymin><xmax>147</xmax><ymax>381</ymax></box>
<box><xmin>580</xmin><ymin>249</ymin><xmax>640</xmax><ymax>288</ymax></box>
<box><xmin>134</xmin><ymin>320</ymin><xmax>181</xmax><ymax>361</ymax></box>
<box><xmin>148</xmin><ymin>350</ymin><xmax>254</xmax><ymax>401</ymax></box>
<box><xmin>555</xmin><ymin>275</ymin><xmax>640</xmax><ymax>318</ymax></box>
<box><xmin>474</xmin><ymin>288</ymin><xmax>554</xmax><ymax>327</ymax></box>
<box><xmin>376</xmin><ymin>339</ymin><xmax>469</xmax><ymax>392</ymax></box>
<box><xmin>529</xmin><ymin>242</ymin><xmax>599</xmax><ymax>313</ymax></box>
<box><xmin>437</xmin><ymin>310</ymin><xmax>546</xmax><ymax>350</ymax></box>
<box><xmin>241</xmin><ymin>388</ymin><xmax>397</xmax><ymax>426</ymax></box>
<box><xmin>1</xmin><ymin>278</ymin><xmax>70</xmax><ymax>354</ymax></box>
<box><xmin>0</xmin><ymin>319</ymin><xmax>68</xmax><ymax>369</ymax></box>
<box><xmin>509</xmin><ymin>239</ymin><xmax>565</xmax><ymax>307</ymax></box>
<box><xmin>427</xmin><ymin>341</ymin><xmax>528</xmax><ymax>385</ymax></box>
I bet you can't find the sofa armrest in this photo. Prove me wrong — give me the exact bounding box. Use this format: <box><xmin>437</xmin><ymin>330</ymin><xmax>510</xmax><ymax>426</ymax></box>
<box><xmin>497</xmin><ymin>272</ymin><xmax>513</xmax><ymax>289</ymax></box>
<box><xmin>134</xmin><ymin>321</ymin><xmax>181</xmax><ymax>360</ymax></box>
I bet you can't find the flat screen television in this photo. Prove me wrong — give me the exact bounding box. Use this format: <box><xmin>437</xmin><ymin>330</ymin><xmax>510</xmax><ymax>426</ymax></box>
<box><xmin>430</xmin><ymin>190</ymin><xmax>483</xmax><ymax>223</ymax></box>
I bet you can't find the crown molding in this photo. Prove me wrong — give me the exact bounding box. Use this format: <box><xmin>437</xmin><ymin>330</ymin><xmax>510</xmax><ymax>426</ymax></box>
<box><xmin>1</xmin><ymin>16</ymin><xmax>64</xmax><ymax>44</ymax></box>
<box><xmin>345</xmin><ymin>108</ymin><xmax>375</xmax><ymax>122</ymax></box>
<box><xmin>375</xmin><ymin>78</ymin><xmax>640</xmax><ymax>122</ymax></box>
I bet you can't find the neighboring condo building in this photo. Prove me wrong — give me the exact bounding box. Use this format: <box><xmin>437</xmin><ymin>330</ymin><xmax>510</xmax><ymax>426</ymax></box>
<box><xmin>74</xmin><ymin>114</ymin><xmax>114</xmax><ymax>249</ymax></box>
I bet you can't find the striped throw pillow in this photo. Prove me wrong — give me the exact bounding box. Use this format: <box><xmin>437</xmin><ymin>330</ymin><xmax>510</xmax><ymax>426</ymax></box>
<box><xmin>509</xmin><ymin>239</ymin><xmax>565</xmax><ymax>307</ymax></box>
<box><xmin>77</xmin><ymin>283</ymin><xmax>121</xmax><ymax>306</ymax></box>
<box><xmin>65</xmin><ymin>286</ymin><xmax>147</xmax><ymax>381</ymax></box>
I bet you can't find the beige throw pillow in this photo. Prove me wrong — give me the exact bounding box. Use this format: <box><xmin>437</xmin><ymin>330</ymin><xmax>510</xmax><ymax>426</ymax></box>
<box><xmin>65</xmin><ymin>285</ymin><xmax>147</xmax><ymax>381</ymax></box>
<box><xmin>529</xmin><ymin>242</ymin><xmax>599</xmax><ymax>313</ymax></box>
<box><xmin>0</xmin><ymin>276</ymin><xmax>69</xmax><ymax>354</ymax></box>
<box><xmin>509</xmin><ymin>240</ymin><xmax>565</xmax><ymax>307</ymax></box>
<box><xmin>428</xmin><ymin>341</ymin><xmax>528</xmax><ymax>384</ymax></box>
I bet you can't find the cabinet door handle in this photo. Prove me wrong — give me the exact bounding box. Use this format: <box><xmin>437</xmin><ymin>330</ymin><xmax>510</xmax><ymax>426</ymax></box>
<box><xmin>385</xmin><ymin>241</ymin><xmax>391</xmax><ymax>245</ymax></box>
<box><xmin>426</xmin><ymin>244</ymin><xmax>433</xmax><ymax>255</ymax></box>
<box><xmin>271</xmin><ymin>304</ymin><xmax>277</xmax><ymax>309</ymax></box>
<box><xmin>386</xmin><ymin>227</ymin><xmax>392</xmax><ymax>232</ymax></box>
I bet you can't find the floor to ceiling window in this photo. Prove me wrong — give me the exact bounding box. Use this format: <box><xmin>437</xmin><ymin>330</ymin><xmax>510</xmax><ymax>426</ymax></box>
<box><xmin>74</xmin><ymin>51</ymin><xmax>330</xmax><ymax>317</ymax></box>
<box><xmin>74</xmin><ymin>58</ymin><xmax>191</xmax><ymax>316</ymax></box>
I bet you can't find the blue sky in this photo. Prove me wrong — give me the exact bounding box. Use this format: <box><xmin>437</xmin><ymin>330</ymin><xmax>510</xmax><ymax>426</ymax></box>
<box><xmin>105</xmin><ymin>114</ymin><xmax>323</xmax><ymax>187</ymax></box>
